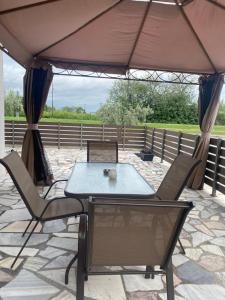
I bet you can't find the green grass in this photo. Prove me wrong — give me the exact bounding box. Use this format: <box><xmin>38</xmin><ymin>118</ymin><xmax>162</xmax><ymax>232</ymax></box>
<box><xmin>146</xmin><ymin>123</ymin><xmax>225</xmax><ymax>135</ymax></box>
<box><xmin>4</xmin><ymin>117</ymin><xmax>225</xmax><ymax>135</ymax></box>
<box><xmin>5</xmin><ymin>116</ymin><xmax>102</xmax><ymax>125</ymax></box>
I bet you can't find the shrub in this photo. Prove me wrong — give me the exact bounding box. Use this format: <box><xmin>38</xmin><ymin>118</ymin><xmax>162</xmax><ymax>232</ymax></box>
<box><xmin>42</xmin><ymin>110</ymin><xmax>99</xmax><ymax>121</ymax></box>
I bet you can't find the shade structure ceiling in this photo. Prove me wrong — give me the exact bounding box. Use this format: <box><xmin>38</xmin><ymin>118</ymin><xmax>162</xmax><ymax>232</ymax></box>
<box><xmin>0</xmin><ymin>0</ymin><xmax>225</xmax><ymax>75</ymax></box>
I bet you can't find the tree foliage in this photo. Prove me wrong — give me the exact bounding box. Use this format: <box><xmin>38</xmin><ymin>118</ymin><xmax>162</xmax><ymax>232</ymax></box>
<box><xmin>97</xmin><ymin>81</ymin><xmax>153</xmax><ymax>126</ymax></box>
<box><xmin>61</xmin><ymin>106</ymin><xmax>86</xmax><ymax>113</ymax></box>
<box><xmin>43</xmin><ymin>110</ymin><xmax>98</xmax><ymax>120</ymax></box>
<box><xmin>150</xmin><ymin>83</ymin><xmax>198</xmax><ymax>124</ymax></box>
<box><xmin>97</xmin><ymin>80</ymin><xmax>199</xmax><ymax>125</ymax></box>
<box><xmin>216</xmin><ymin>100</ymin><xmax>225</xmax><ymax>125</ymax></box>
<box><xmin>4</xmin><ymin>90</ymin><xmax>23</xmax><ymax>116</ymax></box>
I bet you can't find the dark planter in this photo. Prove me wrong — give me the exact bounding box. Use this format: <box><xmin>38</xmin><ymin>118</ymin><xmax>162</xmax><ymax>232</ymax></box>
<box><xmin>139</xmin><ymin>150</ymin><xmax>154</xmax><ymax>161</ymax></box>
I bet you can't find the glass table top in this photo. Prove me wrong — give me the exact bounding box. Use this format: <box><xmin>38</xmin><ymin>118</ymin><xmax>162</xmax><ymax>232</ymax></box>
<box><xmin>65</xmin><ymin>162</ymin><xmax>155</xmax><ymax>198</ymax></box>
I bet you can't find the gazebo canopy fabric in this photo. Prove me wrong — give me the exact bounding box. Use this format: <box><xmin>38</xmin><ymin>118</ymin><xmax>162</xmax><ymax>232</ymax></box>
<box><xmin>0</xmin><ymin>0</ymin><xmax>225</xmax><ymax>75</ymax></box>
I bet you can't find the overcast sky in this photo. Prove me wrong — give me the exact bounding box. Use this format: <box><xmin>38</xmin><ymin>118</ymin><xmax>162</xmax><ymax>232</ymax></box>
<box><xmin>3</xmin><ymin>53</ymin><xmax>114</xmax><ymax>113</ymax></box>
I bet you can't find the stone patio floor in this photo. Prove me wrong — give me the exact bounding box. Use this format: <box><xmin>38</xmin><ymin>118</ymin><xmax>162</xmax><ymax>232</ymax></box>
<box><xmin>1</xmin><ymin>148</ymin><xmax>225</xmax><ymax>299</ymax></box>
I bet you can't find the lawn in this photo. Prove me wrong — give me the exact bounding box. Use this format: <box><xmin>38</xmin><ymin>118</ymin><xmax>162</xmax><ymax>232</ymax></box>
<box><xmin>146</xmin><ymin>123</ymin><xmax>225</xmax><ymax>136</ymax></box>
<box><xmin>5</xmin><ymin>116</ymin><xmax>101</xmax><ymax>125</ymax></box>
<box><xmin>5</xmin><ymin>117</ymin><xmax>225</xmax><ymax>136</ymax></box>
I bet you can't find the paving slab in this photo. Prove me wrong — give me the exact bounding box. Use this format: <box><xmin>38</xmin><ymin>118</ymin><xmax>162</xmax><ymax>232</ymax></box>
<box><xmin>176</xmin><ymin>261</ymin><xmax>214</xmax><ymax>284</ymax></box>
<box><xmin>38</xmin><ymin>246</ymin><xmax>67</xmax><ymax>259</ymax></box>
<box><xmin>0</xmin><ymin>270</ymin><xmax>59</xmax><ymax>299</ymax></box>
<box><xmin>0</xmin><ymin>208</ymin><xmax>31</xmax><ymax>223</ymax></box>
<box><xmin>176</xmin><ymin>284</ymin><xmax>225</xmax><ymax>300</ymax></box>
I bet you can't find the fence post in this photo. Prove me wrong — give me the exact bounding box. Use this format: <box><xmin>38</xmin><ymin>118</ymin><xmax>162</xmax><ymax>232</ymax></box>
<box><xmin>211</xmin><ymin>138</ymin><xmax>222</xmax><ymax>197</ymax></box>
<box><xmin>80</xmin><ymin>124</ymin><xmax>83</xmax><ymax>149</ymax></box>
<box><xmin>161</xmin><ymin>129</ymin><xmax>166</xmax><ymax>163</ymax></box>
<box><xmin>12</xmin><ymin>121</ymin><xmax>15</xmax><ymax>148</ymax></box>
<box><xmin>102</xmin><ymin>124</ymin><xmax>105</xmax><ymax>141</ymax></box>
<box><xmin>123</xmin><ymin>126</ymin><xmax>126</xmax><ymax>151</ymax></box>
<box><xmin>177</xmin><ymin>131</ymin><xmax>182</xmax><ymax>154</ymax></box>
<box><xmin>144</xmin><ymin>126</ymin><xmax>147</xmax><ymax>149</ymax></box>
<box><xmin>151</xmin><ymin>128</ymin><xmax>155</xmax><ymax>152</ymax></box>
<box><xmin>57</xmin><ymin>123</ymin><xmax>61</xmax><ymax>149</ymax></box>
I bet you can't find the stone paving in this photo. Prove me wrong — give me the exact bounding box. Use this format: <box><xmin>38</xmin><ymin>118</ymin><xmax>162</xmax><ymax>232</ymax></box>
<box><xmin>1</xmin><ymin>147</ymin><xmax>225</xmax><ymax>299</ymax></box>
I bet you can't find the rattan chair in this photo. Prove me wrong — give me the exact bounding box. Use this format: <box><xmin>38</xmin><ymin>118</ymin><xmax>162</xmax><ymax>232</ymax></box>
<box><xmin>155</xmin><ymin>153</ymin><xmax>201</xmax><ymax>254</ymax></box>
<box><xmin>87</xmin><ymin>140</ymin><xmax>118</xmax><ymax>163</ymax></box>
<box><xmin>74</xmin><ymin>198</ymin><xmax>193</xmax><ymax>300</ymax></box>
<box><xmin>0</xmin><ymin>151</ymin><xmax>85</xmax><ymax>269</ymax></box>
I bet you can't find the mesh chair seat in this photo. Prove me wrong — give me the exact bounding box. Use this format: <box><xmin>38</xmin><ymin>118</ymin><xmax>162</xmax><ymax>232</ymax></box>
<box><xmin>88</xmin><ymin>199</ymin><xmax>192</xmax><ymax>267</ymax></box>
<box><xmin>87</xmin><ymin>140</ymin><xmax>118</xmax><ymax>163</ymax></box>
<box><xmin>41</xmin><ymin>197</ymin><xmax>87</xmax><ymax>220</ymax></box>
<box><xmin>156</xmin><ymin>153</ymin><xmax>201</xmax><ymax>201</ymax></box>
<box><xmin>154</xmin><ymin>153</ymin><xmax>201</xmax><ymax>255</ymax></box>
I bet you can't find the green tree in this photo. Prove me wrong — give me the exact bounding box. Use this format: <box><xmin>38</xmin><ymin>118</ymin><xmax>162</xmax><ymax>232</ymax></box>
<box><xmin>215</xmin><ymin>100</ymin><xmax>225</xmax><ymax>125</ymax></box>
<box><xmin>4</xmin><ymin>90</ymin><xmax>23</xmax><ymax>116</ymax></box>
<box><xmin>97</xmin><ymin>79</ymin><xmax>198</xmax><ymax>126</ymax></box>
<box><xmin>62</xmin><ymin>106</ymin><xmax>86</xmax><ymax>113</ymax></box>
<box><xmin>97</xmin><ymin>81</ymin><xmax>153</xmax><ymax>126</ymax></box>
<box><xmin>150</xmin><ymin>83</ymin><xmax>198</xmax><ymax>124</ymax></box>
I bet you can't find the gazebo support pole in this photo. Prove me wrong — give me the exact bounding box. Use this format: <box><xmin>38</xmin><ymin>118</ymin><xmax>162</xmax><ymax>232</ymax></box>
<box><xmin>0</xmin><ymin>50</ymin><xmax>5</xmax><ymax>158</ymax></box>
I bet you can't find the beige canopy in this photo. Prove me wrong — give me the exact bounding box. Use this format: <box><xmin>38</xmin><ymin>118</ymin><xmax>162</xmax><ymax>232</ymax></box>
<box><xmin>0</xmin><ymin>0</ymin><xmax>225</xmax><ymax>75</ymax></box>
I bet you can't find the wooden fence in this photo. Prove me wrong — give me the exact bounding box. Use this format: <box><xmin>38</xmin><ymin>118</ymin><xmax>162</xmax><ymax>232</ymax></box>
<box><xmin>205</xmin><ymin>138</ymin><xmax>225</xmax><ymax>196</ymax></box>
<box><xmin>145</xmin><ymin>128</ymin><xmax>200</xmax><ymax>164</ymax></box>
<box><xmin>4</xmin><ymin>120</ymin><xmax>225</xmax><ymax>196</ymax></box>
<box><xmin>145</xmin><ymin>128</ymin><xmax>225</xmax><ymax>196</ymax></box>
<box><xmin>5</xmin><ymin>121</ymin><xmax>146</xmax><ymax>150</ymax></box>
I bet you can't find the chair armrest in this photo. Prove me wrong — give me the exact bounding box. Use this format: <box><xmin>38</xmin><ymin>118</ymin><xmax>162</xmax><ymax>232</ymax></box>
<box><xmin>44</xmin><ymin>179</ymin><xmax>68</xmax><ymax>199</ymax></box>
<box><xmin>43</xmin><ymin>196</ymin><xmax>85</xmax><ymax>214</ymax></box>
<box><xmin>79</xmin><ymin>214</ymin><xmax>88</xmax><ymax>241</ymax></box>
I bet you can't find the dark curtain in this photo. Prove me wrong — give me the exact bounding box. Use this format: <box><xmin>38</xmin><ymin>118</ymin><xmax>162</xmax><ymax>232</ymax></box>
<box><xmin>188</xmin><ymin>73</ymin><xmax>224</xmax><ymax>190</ymax></box>
<box><xmin>21</xmin><ymin>65</ymin><xmax>53</xmax><ymax>185</ymax></box>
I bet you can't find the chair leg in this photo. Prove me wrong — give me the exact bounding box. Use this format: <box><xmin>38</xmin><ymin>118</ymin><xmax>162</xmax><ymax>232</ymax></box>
<box><xmin>76</xmin><ymin>214</ymin><xmax>87</xmax><ymax>300</ymax></box>
<box><xmin>178</xmin><ymin>238</ymin><xmax>185</xmax><ymax>255</ymax></box>
<box><xmin>11</xmin><ymin>220</ymin><xmax>40</xmax><ymax>269</ymax></box>
<box><xmin>65</xmin><ymin>253</ymin><xmax>78</xmax><ymax>285</ymax></box>
<box><xmin>84</xmin><ymin>272</ymin><xmax>88</xmax><ymax>282</ymax></box>
<box><xmin>22</xmin><ymin>218</ymin><xmax>34</xmax><ymax>237</ymax></box>
<box><xmin>166</xmin><ymin>260</ymin><xmax>175</xmax><ymax>300</ymax></box>
<box><xmin>76</xmin><ymin>253</ymin><xmax>85</xmax><ymax>300</ymax></box>
<box><xmin>145</xmin><ymin>266</ymin><xmax>154</xmax><ymax>279</ymax></box>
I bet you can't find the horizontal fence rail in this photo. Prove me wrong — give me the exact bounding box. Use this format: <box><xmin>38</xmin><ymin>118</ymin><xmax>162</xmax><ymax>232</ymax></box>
<box><xmin>5</xmin><ymin>121</ymin><xmax>146</xmax><ymax>151</ymax></box>
<box><xmin>4</xmin><ymin>120</ymin><xmax>225</xmax><ymax>196</ymax></box>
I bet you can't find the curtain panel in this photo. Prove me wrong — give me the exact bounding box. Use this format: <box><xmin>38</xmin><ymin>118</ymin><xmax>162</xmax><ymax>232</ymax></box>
<box><xmin>21</xmin><ymin>65</ymin><xmax>53</xmax><ymax>185</ymax></box>
<box><xmin>188</xmin><ymin>73</ymin><xmax>224</xmax><ymax>190</ymax></box>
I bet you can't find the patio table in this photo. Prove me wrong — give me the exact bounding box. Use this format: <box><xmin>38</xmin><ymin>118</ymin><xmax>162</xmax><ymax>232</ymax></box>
<box><xmin>64</xmin><ymin>162</ymin><xmax>155</xmax><ymax>198</ymax></box>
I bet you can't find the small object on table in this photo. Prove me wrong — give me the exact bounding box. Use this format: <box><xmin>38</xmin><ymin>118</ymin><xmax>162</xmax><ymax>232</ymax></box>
<box><xmin>103</xmin><ymin>169</ymin><xmax>109</xmax><ymax>176</ymax></box>
<box><xmin>108</xmin><ymin>168</ymin><xmax>117</xmax><ymax>180</ymax></box>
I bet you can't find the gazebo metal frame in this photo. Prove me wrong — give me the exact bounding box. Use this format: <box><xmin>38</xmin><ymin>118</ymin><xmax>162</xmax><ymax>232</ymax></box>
<box><xmin>53</xmin><ymin>66</ymin><xmax>200</xmax><ymax>85</ymax></box>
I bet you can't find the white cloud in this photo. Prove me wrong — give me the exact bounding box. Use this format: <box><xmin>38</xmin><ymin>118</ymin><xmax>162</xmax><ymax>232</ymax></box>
<box><xmin>2</xmin><ymin>53</ymin><xmax>114</xmax><ymax>112</ymax></box>
<box><xmin>50</xmin><ymin>75</ymin><xmax>114</xmax><ymax>112</ymax></box>
<box><xmin>3</xmin><ymin>53</ymin><xmax>25</xmax><ymax>94</ymax></box>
